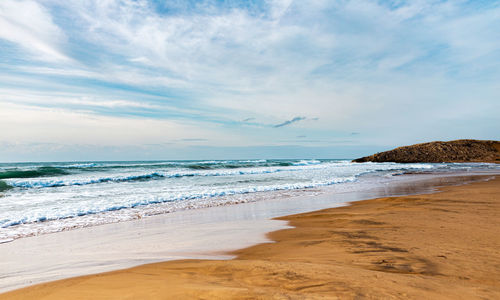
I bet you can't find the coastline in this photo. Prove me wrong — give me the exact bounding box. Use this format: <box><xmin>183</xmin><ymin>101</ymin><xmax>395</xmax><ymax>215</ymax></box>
<box><xmin>0</xmin><ymin>172</ymin><xmax>492</xmax><ymax>293</ymax></box>
<box><xmin>1</xmin><ymin>174</ymin><xmax>499</xmax><ymax>299</ymax></box>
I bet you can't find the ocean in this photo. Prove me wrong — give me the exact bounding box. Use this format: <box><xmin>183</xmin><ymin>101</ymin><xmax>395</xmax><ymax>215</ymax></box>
<box><xmin>0</xmin><ymin>159</ymin><xmax>498</xmax><ymax>243</ymax></box>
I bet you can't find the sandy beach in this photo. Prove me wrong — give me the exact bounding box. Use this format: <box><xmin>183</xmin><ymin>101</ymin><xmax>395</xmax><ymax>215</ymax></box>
<box><xmin>2</xmin><ymin>0</ymin><xmax>498</xmax><ymax>298</ymax></box>
<box><xmin>1</xmin><ymin>175</ymin><xmax>499</xmax><ymax>299</ymax></box>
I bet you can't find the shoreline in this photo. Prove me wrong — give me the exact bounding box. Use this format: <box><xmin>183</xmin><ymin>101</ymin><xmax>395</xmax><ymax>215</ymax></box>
<box><xmin>0</xmin><ymin>171</ymin><xmax>465</xmax><ymax>293</ymax></box>
<box><xmin>0</xmin><ymin>172</ymin><xmax>493</xmax><ymax>293</ymax></box>
<box><xmin>1</xmin><ymin>173</ymin><xmax>499</xmax><ymax>298</ymax></box>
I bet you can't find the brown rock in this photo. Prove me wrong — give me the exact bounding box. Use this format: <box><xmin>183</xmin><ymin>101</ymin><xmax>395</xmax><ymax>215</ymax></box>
<box><xmin>353</xmin><ymin>139</ymin><xmax>500</xmax><ymax>163</ymax></box>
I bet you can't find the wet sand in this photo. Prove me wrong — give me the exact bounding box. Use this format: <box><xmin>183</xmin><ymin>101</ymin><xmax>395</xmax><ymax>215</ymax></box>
<box><xmin>2</xmin><ymin>176</ymin><xmax>499</xmax><ymax>299</ymax></box>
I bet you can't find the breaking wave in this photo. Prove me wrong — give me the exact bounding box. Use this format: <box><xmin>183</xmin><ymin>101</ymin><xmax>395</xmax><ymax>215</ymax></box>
<box><xmin>0</xmin><ymin>167</ymin><xmax>68</xmax><ymax>179</ymax></box>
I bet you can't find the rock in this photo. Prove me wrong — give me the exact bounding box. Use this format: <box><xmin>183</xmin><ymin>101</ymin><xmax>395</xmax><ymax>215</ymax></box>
<box><xmin>352</xmin><ymin>139</ymin><xmax>500</xmax><ymax>163</ymax></box>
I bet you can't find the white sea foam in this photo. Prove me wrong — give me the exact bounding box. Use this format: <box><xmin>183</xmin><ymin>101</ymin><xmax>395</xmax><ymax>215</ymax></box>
<box><xmin>292</xmin><ymin>159</ymin><xmax>321</xmax><ymax>166</ymax></box>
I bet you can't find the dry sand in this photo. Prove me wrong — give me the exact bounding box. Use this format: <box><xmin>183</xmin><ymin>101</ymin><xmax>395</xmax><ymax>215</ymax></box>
<box><xmin>2</xmin><ymin>176</ymin><xmax>499</xmax><ymax>299</ymax></box>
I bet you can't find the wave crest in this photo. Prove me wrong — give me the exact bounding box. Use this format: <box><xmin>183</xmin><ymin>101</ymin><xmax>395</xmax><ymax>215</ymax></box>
<box><xmin>0</xmin><ymin>167</ymin><xmax>68</xmax><ymax>180</ymax></box>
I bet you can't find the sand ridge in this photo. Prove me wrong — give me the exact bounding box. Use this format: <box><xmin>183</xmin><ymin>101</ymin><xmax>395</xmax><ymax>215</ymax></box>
<box><xmin>1</xmin><ymin>176</ymin><xmax>499</xmax><ymax>299</ymax></box>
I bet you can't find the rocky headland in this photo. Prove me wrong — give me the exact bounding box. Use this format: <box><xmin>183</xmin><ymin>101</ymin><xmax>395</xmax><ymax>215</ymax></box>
<box><xmin>353</xmin><ymin>139</ymin><xmax>500</xmax><ymax>163</ymax></box>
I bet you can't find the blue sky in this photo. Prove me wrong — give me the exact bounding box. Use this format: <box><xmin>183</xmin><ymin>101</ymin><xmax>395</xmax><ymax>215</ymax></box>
<box><xmin>0</xmin><ymin>0</ymin><xmax>499</xmax><ymax>161</ymax></box>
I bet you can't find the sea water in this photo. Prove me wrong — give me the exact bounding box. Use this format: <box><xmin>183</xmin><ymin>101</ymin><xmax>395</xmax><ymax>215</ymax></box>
<box><xmin>0</xmin><ymin>159</ymin><xmax>498</xmax><ymax>242</ymax></box>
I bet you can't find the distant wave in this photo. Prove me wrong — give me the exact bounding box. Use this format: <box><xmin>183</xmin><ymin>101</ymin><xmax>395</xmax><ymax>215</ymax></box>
<box><xmin>0</xmin><ymin>160</ymin><xmax>326</xmax><ymax>179</ymax></box>
<box><xmin>7</xmin><ymin>166</ymin><xmax>320</xmax><ymax>188</ymax></box>
<box><xmin>7</xmin><ymin>162</ymin><xmax>436</xmax><ymax>189</ymax></box>
<box><xmin>56</xmin><ymin>159</ymin><xmax>304</xmax><ymax>171</ymax></box>
<box><xmin>0</xmin><ymin>167</ymin><xmax>68</xmax><ymax>180</ymax></box>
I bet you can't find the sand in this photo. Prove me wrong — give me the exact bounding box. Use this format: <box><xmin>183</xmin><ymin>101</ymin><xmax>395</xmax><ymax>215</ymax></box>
<box><xmin>1</xmin><ymin>176</ymin><xmax>499</xmax><ymax>299</ymax></box>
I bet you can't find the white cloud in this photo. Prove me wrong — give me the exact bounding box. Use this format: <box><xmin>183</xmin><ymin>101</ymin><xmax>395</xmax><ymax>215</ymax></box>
<box><xmin>53</xmin><ymin>0</ymin><xmax>330</xmax><ymax>90</ymax></box>
<box><xmin>64</xmin><ymin>98</ymin><xmax>159</xmax><ymax>109</ymax></box>
<box><xmin>0</xmin><ymin>0</ymin><xmax>69</xmax><ymax>62</ymax></box>
<box><xmin>128</xmin><ymin>56</ymin><xmax>151</xmax><ymax>64</ymax></box>
<box><xmin>12</xmin><ymin>65</ymin><xmax>188</xmax><ymax>88</ymax></box>
<box><xmin>0</xmin><ymin>102</ymin><xmax>236</xmax><ymax>146</ymax></box>
<box><xmin>0</xmin><ymin>87</ymin><xmax>193</xmax><ymax>116</ymax></box>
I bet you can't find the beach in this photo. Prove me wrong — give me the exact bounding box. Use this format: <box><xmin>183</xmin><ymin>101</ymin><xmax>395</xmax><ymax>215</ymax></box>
<box><xmin>2</xmin><ymin>0</ymin><xmax>499</xmax><ymax>298</ymax></box>
<box><xmin>1</xmin><ymin>175</ymin><xmax>499</xmax><ymax>299</ymax></box>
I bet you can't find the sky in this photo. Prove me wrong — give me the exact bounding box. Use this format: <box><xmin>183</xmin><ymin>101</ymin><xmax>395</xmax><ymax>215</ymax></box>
<box><xmin>0</xmin><ymin>0</ymin><xmax>499</xmax><ymax>161</ymax></box>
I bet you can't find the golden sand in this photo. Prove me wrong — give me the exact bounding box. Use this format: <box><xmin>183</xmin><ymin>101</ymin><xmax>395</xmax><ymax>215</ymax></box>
<box><xmin>2</xmin><ymin>176</ymin><xmax>499</xmax><ymax>299</ymax></box>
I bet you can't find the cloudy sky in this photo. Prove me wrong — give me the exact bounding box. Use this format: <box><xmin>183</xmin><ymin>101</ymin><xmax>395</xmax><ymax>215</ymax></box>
<box><xmin>1</xmin><ymin>0</ymin><xmax>499</xmax><ymax>161</ymax></box>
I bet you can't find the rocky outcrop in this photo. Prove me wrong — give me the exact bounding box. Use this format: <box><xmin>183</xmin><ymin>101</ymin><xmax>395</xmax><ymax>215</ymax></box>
<box><xmin>353</xmin><ymin>140</ymin><xmax>500</xmax><ymax>163</ymax></box>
